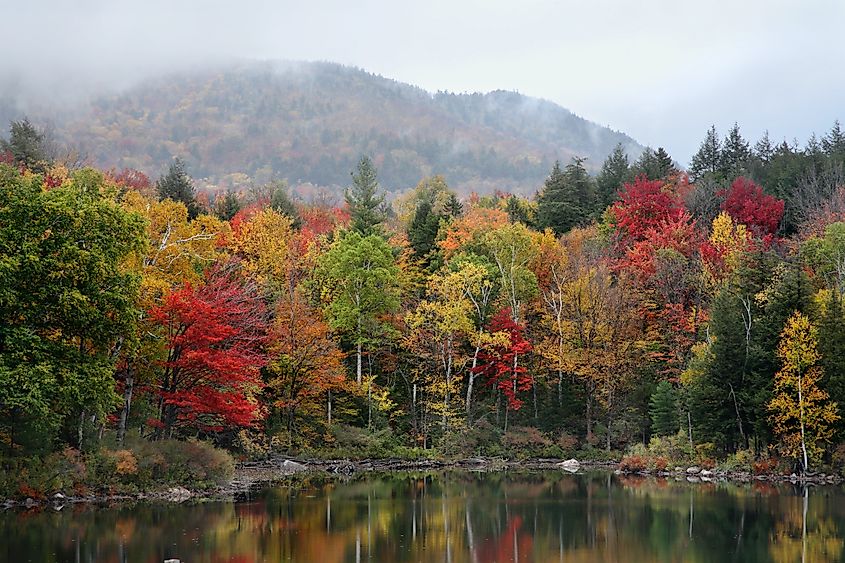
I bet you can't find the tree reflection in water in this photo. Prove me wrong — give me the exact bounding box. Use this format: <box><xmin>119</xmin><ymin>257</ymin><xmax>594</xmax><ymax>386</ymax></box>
<box><xmin>2</xmin><ymin>471</ymin><xmax>844</xmax><ymax>562</ymax></box>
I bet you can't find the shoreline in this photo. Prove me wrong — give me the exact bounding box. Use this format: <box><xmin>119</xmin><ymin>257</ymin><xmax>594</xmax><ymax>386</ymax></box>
<box><xmin>3</xmin><ymin>457</ymin><xmax>841</xmax><ymax>510</ymax></box>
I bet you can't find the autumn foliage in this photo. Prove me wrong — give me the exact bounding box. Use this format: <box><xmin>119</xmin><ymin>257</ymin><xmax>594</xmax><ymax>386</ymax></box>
<box><xmin>719</xmin><ymin>176</ymin><xmax>784</xmax><ymax>236</ymax></box>
<box><xmin>148</xmin><ymin>267</ymin><xmax>269</xmax><ymax>433</ymax></box>
<box><xmin>474</xmin><ymin>308</ymin><xmax>533</xmax><ymax>410</ymax></box>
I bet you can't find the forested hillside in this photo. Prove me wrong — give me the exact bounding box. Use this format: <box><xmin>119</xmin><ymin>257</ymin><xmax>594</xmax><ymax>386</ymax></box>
<box><xmin>3</xmin><ymin>107</ymin><xmax>845</xmax><ymax>498</ymax></box>
<box><xmin>1</xmin><ymin>61</ymin><xmax>642</xmax><ymax>196</ymax></box>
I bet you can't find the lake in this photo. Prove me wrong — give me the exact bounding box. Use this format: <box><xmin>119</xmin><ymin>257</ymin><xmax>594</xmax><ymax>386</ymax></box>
<box><xmin>2</xmin><ymin>470</ymin><xmax>844</xmax><ymax>562</ymax></box>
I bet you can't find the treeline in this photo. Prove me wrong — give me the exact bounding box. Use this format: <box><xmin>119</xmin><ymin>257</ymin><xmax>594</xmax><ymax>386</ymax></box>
<box><xmin>2</xmin><ymin>118</ymin><xmax>845</xmax><ymax>476</ymax></box>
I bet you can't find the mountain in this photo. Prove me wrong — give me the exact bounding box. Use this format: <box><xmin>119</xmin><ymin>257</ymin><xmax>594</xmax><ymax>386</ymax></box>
<box><xmin>3</xmin><ymin>61</ymin><xmax>643</xmax><ymax>196</ymax></box>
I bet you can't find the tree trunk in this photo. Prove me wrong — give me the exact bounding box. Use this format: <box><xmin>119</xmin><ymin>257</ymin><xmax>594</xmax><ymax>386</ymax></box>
<box><xmin>327</xmin><ymin>389</ymin><xmax>332</xmax><ymax>425</ymax></box>
<box><xmin>799</xmin><ymin>370</ymin><xmax>809</xmax><ymax>473</ymax></box>
<box><xmin>466</xmin><ymin>345</ymin><xmax>480</xmax><ymax>422</ymax></box>
<box><xmin>117</xmin><ymin>370</ymin><xmax>134</xmax><ymax>446</ymax></box>
<box><xmin>357</xmin><ymin>341</ymin><xmax>363</xmax><ymax>385</ymax></box>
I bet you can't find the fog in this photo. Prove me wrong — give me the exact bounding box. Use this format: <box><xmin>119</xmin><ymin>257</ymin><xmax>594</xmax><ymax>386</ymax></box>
<box><xmin>4</xmin><ymin>0</ymin><xmax>844</xmax><ymax>164</ymax></box>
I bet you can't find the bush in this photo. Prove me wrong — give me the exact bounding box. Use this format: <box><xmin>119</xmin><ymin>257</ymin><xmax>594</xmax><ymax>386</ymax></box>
<box><xmin>619</xmin><ymin>455</ymin><xmax>648</xmax><ymax>472</ymax></box>
<box><xmin>438</xmin><ymin>419</ymin><xmax>502</xmax><ymax>458</ymax></box>
<box><xmin>502</xmin><ymin>426</ymin><xmax>551</xmax><ymax>458</ymax></box>
<box><xmin>719</xmin><ymin>449</ymin><xmax>754</xmax><ymax>472</ymax></box>
<box><xmin>1</xmin><ymin>439</ymin><xmax>235</xmax><ymax>499</ymax></box>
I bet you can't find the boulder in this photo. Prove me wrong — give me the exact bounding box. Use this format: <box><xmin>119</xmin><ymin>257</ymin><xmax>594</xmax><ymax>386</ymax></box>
<box><xmin>281</xmin><ymin>460</ymin><xmax>306</xmax><ymax>473</ymax></box>
<box><xmin>700</xmin><ymin>469</ymin><xmax>713</xmax><ymax>477</ymax></box>
<box><xmin>166</xmin><ymin>487</ymin><xmax>192</xmax><ymax>502</ymax></box>
<box><xmin>558</xmin><ymin>459</ymin><xmax>580</xmax><ymax>473</ymax></box>
<box><xmin>686</xmin><ymin>466</ymin><xmax>701</xmax><ymax>475</ymax></box>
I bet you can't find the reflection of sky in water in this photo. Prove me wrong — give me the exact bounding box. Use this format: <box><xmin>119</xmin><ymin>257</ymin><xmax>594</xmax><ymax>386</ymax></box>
<box><xmin>1</xmin><ymin>471</ymin><xmax>843</xmax><ymax>562</ymax></box>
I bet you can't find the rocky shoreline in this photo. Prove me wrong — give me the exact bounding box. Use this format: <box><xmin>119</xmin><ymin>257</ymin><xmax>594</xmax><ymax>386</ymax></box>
<box><xmin>3</xmin><ymin>457</ymin><xmax>840</xmax><ymax>510</ymax></box>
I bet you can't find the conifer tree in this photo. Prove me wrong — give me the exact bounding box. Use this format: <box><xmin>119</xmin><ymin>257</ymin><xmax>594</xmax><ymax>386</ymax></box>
<box><xmin>536</xmin><ymin>158</ymin><xmax>594</xmax><ymax>235</ymax></box>
<box><xmin>721</xmin><ymin>123</ymin><xmax>751</xmax><ymax>179</ymax></box>
<box><xmin>1</xmin><ymin>118</ymin><xmax>50</xmax><ymax>174</ymax></box>
<box><xmin>596</xmin><ymin>143</ymin><xmax>631</xmax><ymax>209</ymax></box>
<box><xmin>156</xmin><ymin>157</ymin><xmax>200</xmax><ymax>220</ymax></box>
<box><xmin>823</xmin><ymin>120</ymin><xmax>845</xmax><ymax>157</ymax></box>
<box><xmin>346</xmin><ymin>155</ymin><xmax>386</xmax><ymax>236</ymax></box>
<box><xmin>689</xmin><ymin>125</ymin><xmax>722</xmax><ymax>182</ymax></box>
<box><xmin>649</xmin><ymin>380</ymin><xmax>679</xmax><ymax>436</ymax></box>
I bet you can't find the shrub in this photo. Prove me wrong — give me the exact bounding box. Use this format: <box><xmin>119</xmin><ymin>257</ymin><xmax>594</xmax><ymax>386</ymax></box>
<box><xmin>719</xmin><ymin>449</ymin><xmax>754</xmax><ymax>473</ymax></box>
<box><xmin>502</xmin><ymin>426</ymin><xmax>551</xmax><ymax>458</ymax></box>
<box><xmin>752</xmin><ymin>457</ymin><xmax>779</xmax><ymax>475</ymax></box>
<box><xmin>652</xmin><ymin>456</ymin><xmax>669</xmax><ymax>471</ymax></box>
<box><xmin>619</xmin><ymin>455</ymin><xmax>648</xmax><ymax>472</ymax></box>
<box><xmin>438</xmin><ymin>419</ymin><xmax>502</xmax><ymax>458</ymax></box>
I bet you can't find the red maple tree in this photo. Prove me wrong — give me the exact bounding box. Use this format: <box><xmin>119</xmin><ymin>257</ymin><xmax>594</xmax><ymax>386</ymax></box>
<box><xmin>148</xmin><ymin>265</ymin><xmax>269</xmax><ymax>435</ymax></box>
<box><xmin>473</xmin><ymin>308</ymin><xmax>533</xmax><ymax>410</ymax></box>
<box><xmin>611</xmin><ymin>175</ymin><xmax>685</xmax><ymax>243</ymax></box>
<box><xmin>719</xmin><ymin>176</ymin><xmax>784</xmax><ymax>236</ymax></box>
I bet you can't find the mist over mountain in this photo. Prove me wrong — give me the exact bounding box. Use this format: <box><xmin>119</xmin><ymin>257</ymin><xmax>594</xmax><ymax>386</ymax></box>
<box><xmin>1</xmin><ymin>61</ymin><xmax>643</xmax><ymax>196</ymax></box>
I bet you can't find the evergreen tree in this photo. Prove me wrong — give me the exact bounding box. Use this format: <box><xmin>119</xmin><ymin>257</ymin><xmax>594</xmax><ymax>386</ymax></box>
<box><xmin>819</xmin><ymin>290</ymin><xmax>845</xmax><ymax>438</ymax></box>
<box><xmin>346</xmin><ymin>155</ymin><xmax>386</xmax><ymax>236</ymax></box>
<box><xmin>408</xmin><ymin>199</ymin><xmax>441</xmax><ymax>262</ymax></box>
<box><xmin>720</xmin><ymin>123</ymin><xmax>751</xmax><ymax>179</ymax></box>
<box><xmin>269</xmin><ymin>181</ymin><xmax>302</xmax><ymax>229</ymax></box>
<box><xmin>1</xmin><ymin>118</ymin><xmax>49</xmax><ymax>174</ymax></box>
<box><xmin>754</xmin><ymin>130</ymin><xmax>774</xmax><ymax>163</ymax></box>
<box><xmin>689</xmin><ymin>125</ymin><xmax>722</xmax><ymax>182</ymax></box>
<box><xmin>823</xmin><ymin>120</ymin><xmax>845</xmax><ymax>157</ymax></box>
<box><xmin>156</xmin><ymin>158</ymin><xmax>200</xmax><ymax>220</ymax></box>
<box><xmin>214</xmin><ymin>189</ymin><xmax>241</xmax><ymax>221</ymax></box>
<box><xmin>654</xmin><ymin>147</ymin><xmax>676</xmax><ymax>178</ymax></box>
<box><xmin>649</xmin><ymin>380</ymin><xmax>679</xmax><ymax>436</ymax></box>
<box><xmin>536</xmin><ymin>158</ymin><xmax>595</xmax><ymax>236</ymax></box>
<box><xmin>596</xmin><ymin>143</ymin><xmax>631</xmax><ymax>209</ymax></box>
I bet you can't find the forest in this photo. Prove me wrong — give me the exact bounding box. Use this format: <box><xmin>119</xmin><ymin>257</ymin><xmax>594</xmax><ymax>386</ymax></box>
<box><xmin>2</xmin><ymin>117</ymin><xmax>845</xmax><ymax>497</ymax></box>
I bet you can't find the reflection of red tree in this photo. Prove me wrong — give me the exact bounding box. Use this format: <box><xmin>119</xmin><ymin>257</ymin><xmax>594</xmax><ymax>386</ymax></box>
<box><xmin>477</xmin><ymin>515</ymin><xmax>534</xmax><ymax>563</ymax></box>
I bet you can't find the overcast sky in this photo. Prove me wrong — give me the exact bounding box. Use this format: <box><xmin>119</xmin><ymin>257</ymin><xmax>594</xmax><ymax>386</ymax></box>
<box><xmin>5</xmin><ymin>0</ymin><xmax>844</xmax><ymax>164</ymax></box>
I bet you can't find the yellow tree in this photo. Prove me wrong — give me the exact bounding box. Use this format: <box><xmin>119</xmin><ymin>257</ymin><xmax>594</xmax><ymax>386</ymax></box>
<box><xmin>406</xmin><ymin>266</ymin><xmax>476</xmax><ymax>432</ymax></box>
<box><xmin>229</xmin><ymin>208</ymin><xmax>293</xmax><ymax>293</ymax></box>
<box><xmin>769</xmin><ymin>312</ymin><xmax>839</xmax><ymax>472</ymax></box>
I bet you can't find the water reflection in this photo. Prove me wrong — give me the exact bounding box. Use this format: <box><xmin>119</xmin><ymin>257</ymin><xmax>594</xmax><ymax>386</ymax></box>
<box><xmin>2</xmin><ymin>471</ymin><xmax>845</xmax><ymax>562</ymax></box>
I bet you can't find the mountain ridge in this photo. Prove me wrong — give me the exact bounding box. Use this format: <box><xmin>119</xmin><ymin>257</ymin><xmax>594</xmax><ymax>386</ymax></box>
<box><xmin>2</xmin><ymin>60</ymin><xmax>644</xmax><ymax>196</ymax></box>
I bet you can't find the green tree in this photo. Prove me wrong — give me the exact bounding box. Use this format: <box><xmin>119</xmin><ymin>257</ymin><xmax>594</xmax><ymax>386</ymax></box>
<box><xmin>721</xmin><ymin>123</ymin><xmax>751</xmax><ymax>179</ymax></box>
<box><xmin>1</xmin><ymin>118</ymin><xmax>50</xmax><ymax>174</ymax></box>
<box><xmin>632</xmin><ymin>147</ymin><xmax>675</xmax><ymax>180</ymax></box>
<box><xmin>214</xmin><ymin>189</ymin><xmax>241</xmax><ymax>221</ymax></box>
<box><xmin>315</xmin><ymin>232</ymin><xmax>400</xmax><ymax>384</ymax></box>
<box><xmin>689</xmin><ymin>125</ymin><xmax>722</xmax><ymax>182</ymax></box>
<box><xmin>819</xmin><ymin>290</ymin><xmax>845</xmax><ymax>438</ymax></box>
<box><xmin>536</xmin><ymin>158</ymin><xmax>595</xmax><ymax>236</ymax></box>
<box><xmin>649</xmin><ymin>380</ymin><xmax>679</xmax><ymax>437</ymax></box>
<box><xmin>270</xmin><ymin>182</ymin><xmax>302</xmax><ymax>229</ymax></box>
<box><xmin>156</xmin><ymin>157</ymin><xmax>200</xmax><ymax>219</ymax></box>
<box><xmin>596</xmin><ymin>143</ymin><xmax>631</xmax><ymax>209</ymax></box>
<box><xmin>0</xmin><ymin>165</ymin><xmax>145</xmax><ymax>452</ymax></box>
<box><xmin>346</xmin><ymin>155</ymin><xmax>386</xmax><ymax>235</ymax></box>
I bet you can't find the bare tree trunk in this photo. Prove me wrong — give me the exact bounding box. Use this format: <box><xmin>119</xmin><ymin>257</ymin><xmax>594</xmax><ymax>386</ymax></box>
<box><xmin>117</xmin><ymin>370</ymin><xmax>134</xmax><ymax>446</ymax></box>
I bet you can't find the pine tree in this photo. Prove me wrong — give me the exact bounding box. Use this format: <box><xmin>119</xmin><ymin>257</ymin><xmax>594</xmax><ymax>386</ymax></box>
<box><xmin>654</xmin><ymin>147</ymin><xmax>676</xmax><ymax>178</ymax></box>
<box><xmin>270</xmin><ymin>181</ymin><xmax>302</xmax><ymax>229</ymax></box>
<box><xmin>596</xmin><ymin>143</ymin><xmax>631</xmax><ymax>209</ymax></box>
<box><xmin>408</xmin><ymin>199</ymin><xmax>441</xmax><ymax>262</ymax></box>
<box><xmin>823</xmin><ymin>120</ymin><xmax>845</xmax><ymax>157</ymax></box>
<box><xmin>721</xmin><ymin>123</ymin><xmax>751</xmax><ymax>180</ymax></box>
<box><xmin>649</xmin><ymin>380</ymin><xmax>679</xmax><ymax>436</ymax></box>
<box><xmin>536</xmin><ymin>158</ymin><xmax>595</xmax><ymax>236</ymax></box>
<box><xmin>819</xmin><ymin>290</ymin><xmax>845</xmax><ymax>438</ymax></box>
<box><xmin>1</xmin><ymin>118</ymin><xmax>49</xmax><ymax>174</ymax></box>
<box><xmin>689</xmin><ymin>125</ymin><xmax>722</xmax><ymax>182</ymax></box>
<box><xmin>156</xmin><ymin>158</ymin><xmax>200</xmax><ymax>219</ymax></box>
<box><xmin>214</xmin><ymin>189</ymin><xmax>241</xmax><ymax>221</ymax></box>
<box><xmin>346</xmin><ymin>155</ymin><xmax>386</xmax><ymax>236</ymax></box>
<box><xmin>754</xmin><ymin>130</ymin><xmax>774</xmax><ymax>163</ymax></box>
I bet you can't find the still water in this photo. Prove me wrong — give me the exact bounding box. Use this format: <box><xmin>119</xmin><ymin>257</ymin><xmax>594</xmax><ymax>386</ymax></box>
<box><xmin>2</xmin><ymin>470</ymin><xmax>844</xmax><ymax>562</ymax></box>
